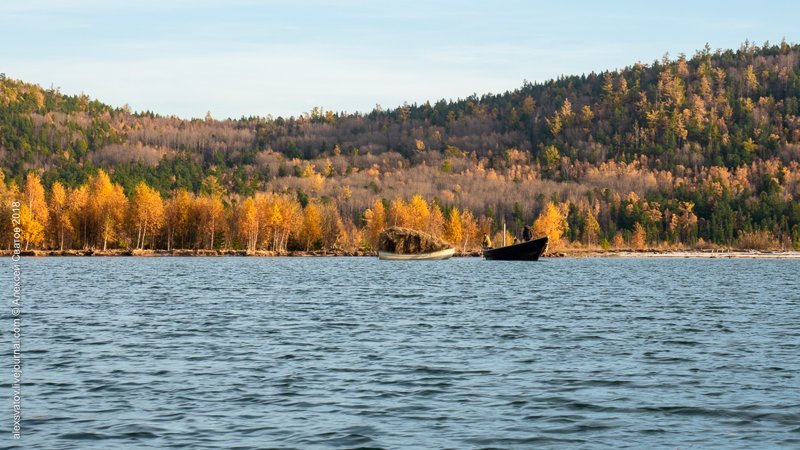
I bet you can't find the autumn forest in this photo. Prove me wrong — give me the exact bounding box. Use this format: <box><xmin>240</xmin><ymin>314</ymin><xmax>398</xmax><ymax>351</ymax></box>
<box><xmin>2</xmin><ymin>41</ymin><xmax>800</xmax><ymax>253</ymax></box>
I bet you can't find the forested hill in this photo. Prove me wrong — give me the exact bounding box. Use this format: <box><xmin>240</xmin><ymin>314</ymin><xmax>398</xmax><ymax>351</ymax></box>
<box><xmin>1</xmin><ymin>41</ymin><xmax>800</xmax><ymax>251</ymax></box>
<box><xmin>2</xmin><ymin>40</ymin><xmax>800</xmax><ymax>190</ymax></box>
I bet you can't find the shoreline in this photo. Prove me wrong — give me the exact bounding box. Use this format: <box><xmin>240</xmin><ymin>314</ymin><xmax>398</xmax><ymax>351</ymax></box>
<box><xmin>556</xmin><ymin>248</ymin><xmax>800</xmax><ymax>259</ymax></box>
<box><xmin>3</xmin><ymin>249</ymin><xmax>800</xmax><ymax>259</ymax></box>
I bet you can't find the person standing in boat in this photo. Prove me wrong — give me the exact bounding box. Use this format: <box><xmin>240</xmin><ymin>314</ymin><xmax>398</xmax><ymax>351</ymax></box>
<box><xmin>482</xmin><ymin>234</ymin><xmax>492</xmax><ymax>249</ymax></box>
<box><xmin>523</xmin><ymin>226</ymin><xmax>533</xmax><ymax>242</ymax></box>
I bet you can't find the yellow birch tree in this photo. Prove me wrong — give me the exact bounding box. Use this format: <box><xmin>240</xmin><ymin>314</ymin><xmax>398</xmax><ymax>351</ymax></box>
<box><xmin>301</xmin><ymin>202</ymin><xmax>322</xmax><ymax>250</ymax></box>
<box><xmin>444</xmin><ymin>208</ymin><xmax>463</xmax><ymax>248</ymax></box>
<box><xmin>89</xmin><ymin>170</ymin><xmax>128</xmax><ymax>250</ymax></box>
<box><xmin>129</xmin><ymin>182</ymin><xmax>164</xmax><ymax>249</ymax></box>
<box><xmin>48</xmin><ymin>181</ymin><xmax>73</xmax><ymax>250</ymax></box>
<box><xmin>407</xmin><ymin>194</ymin><xmax>430</xmax><ymax>230</ymax></box>
<box><xmin>363</xmin><ymin>199</ymin><xmax>386</xmax><ymax>250</ymax></box>
<box><xmin>532</xmin><ymin>202</ymin><xmax>568</xmax><ymax>249</ymax></box>
<box><xmin>68</xmin><ymin>185</ymin><xmax>89</xmax><ymax>249</ymax></box>
<box><xmin>460</xmin><ymin>209</ymin><xmax>479</xmax><ymax>251</ymax></box>
<box><xmin>238</xmin><ymin>197</ymin><xmax>259</xmax><ymax>252</ymax></box>
<box><xmin>164</xmin><ymin>189</ymin><xmax>194</xmax><ymax>250</ymax></box>
<box><xmin>195</xmin><ymin>195</ymin><xmax>224</xmax><ymax>249</ymax></box>
<box><xmin>19</xmin><ymin>205</ymin><xmax>44</xmax><ymax>249</ymax></box>
<box><xmin>23</xmin><ymin>173</ymin><xmax>48</xmax><ymax>249</ymax></box>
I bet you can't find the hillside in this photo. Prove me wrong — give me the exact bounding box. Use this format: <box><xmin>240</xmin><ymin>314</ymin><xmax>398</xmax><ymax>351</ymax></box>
<box><xmin>1</xmin><ymin>40</ymin><xmax>799</xmax><ymax>251</ymax></box>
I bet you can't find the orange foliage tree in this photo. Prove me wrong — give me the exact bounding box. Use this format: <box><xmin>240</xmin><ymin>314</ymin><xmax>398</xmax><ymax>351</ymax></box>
<box><xmin>89</xmin><ymin>170</ymin><xmax>128</xmax><ymax>250</ymax></box>
<box><xmin>444</xmin><ymin>208</ymin><xmax>463</xmax><ymax>247</ymax></box>
<box><xmin>532</xmin><ymin>202</ymin><xmax>568</xmax><ymax>249</ymax></box>
<box><xmin>23</xmin><ymin>173</ymin><xmax>48</xmax><ymax>250</ymax></box>
<box><xmin>300</xmin><ymin>201</ymin><xmax>322</xmax><ymax>251</ymax></box>
<box><xmin>195</xmin><ymin>194</ymin><xmax>224</xmax><ymax>249</ymax></box>
<box><xmin>363</xmin><ymin>199</ymin><xmax>386</xmax><ymax>250</ymax></box>
<box><xmin>237</xmin><ymin>197</ymin><xmax>259</xmax><ymax>253</ymax></box>
<box><xmin>48</xmin><ymin>181</ymin><xmax>72</xmax><ymax>251</ymax></box>
<box><xmin>164</xmin><ymin>189</ymin><xmax>194</xmax><ymax>250</ymax></box>
<box><xmin>129</xmin><ymin>182</ymin><xmax>164</xmax><ymax>249</ymax></box>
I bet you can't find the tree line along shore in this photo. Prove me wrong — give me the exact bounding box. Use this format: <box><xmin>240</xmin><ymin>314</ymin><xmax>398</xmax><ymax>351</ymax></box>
<box><xmin>2</xmin><ymin>170</ymin><xmax>797</xmax><ymax>256</ymax></box>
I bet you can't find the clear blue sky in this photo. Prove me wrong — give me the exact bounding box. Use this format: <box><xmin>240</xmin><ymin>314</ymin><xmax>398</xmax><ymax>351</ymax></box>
<box><xmin>3</xmin><ymin>0</ymin><xmax>799</xmax><ymax>119</ymax></box>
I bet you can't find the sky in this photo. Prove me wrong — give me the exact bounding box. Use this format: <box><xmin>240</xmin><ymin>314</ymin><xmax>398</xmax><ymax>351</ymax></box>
<box><xmin>2</xmin><ymin>0</ymin><xmax>799</xmax><ymax>119</ymax></box>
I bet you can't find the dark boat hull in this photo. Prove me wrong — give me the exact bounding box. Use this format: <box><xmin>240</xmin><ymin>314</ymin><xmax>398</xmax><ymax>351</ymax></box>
<box><xmin>482</xmin><ymin>237</ymin><xmax>549</xmax><ymax>261</ymax></box>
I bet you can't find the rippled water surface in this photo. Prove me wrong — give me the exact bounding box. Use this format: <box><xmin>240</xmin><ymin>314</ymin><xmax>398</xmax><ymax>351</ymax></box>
<box><xmin>15</xmin><ymin>257</ymin><xmax>800</xmax><ymax>448</ymax></box>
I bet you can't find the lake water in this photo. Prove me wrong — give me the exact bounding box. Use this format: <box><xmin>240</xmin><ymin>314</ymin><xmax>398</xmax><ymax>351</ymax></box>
<box><xmin>13</xmin><ymin>257</ymin><xmax>800</xmax><ymax>449</ymax></box>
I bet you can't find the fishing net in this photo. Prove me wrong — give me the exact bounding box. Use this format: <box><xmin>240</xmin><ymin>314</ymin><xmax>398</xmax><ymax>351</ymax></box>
<box><xmin>377</xmin><ymin>227</ymin><xmax>453</xmax><ymax>254</ymax></box>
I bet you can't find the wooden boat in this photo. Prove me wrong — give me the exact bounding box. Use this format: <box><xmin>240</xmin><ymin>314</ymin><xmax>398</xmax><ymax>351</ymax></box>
<box><xmin>482</xmin><ymin>236</ymin><xmax>548</xmax><ymax>261</ymax></box>
<box><xmin>377</xmin><ymin>226</ymin><xmax>455</xmax><ymax>261</ymax></box>
<box><xmin>378</xmin><ymin>248</ymin><xmax>456</xmax><ymax>260</ymax></box>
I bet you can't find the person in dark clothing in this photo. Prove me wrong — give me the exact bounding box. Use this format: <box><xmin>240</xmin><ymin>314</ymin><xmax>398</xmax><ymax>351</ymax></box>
<box><xmin>523</xmin><ymin>226</ymin><xmax>533</xmax><ymax>241</ymax></box>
